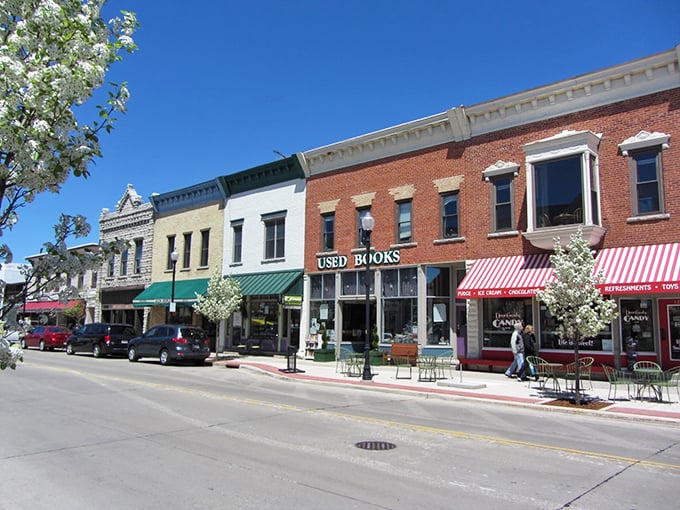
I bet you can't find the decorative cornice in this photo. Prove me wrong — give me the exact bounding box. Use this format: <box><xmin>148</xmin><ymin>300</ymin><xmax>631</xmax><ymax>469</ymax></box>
<box><xmin>302</xmin><ymin>45</ymin><xmax>679</xmax><ymax>175</ymax></box>
<box><xmin>150</xmin><ymin>179</ymin><xmax>226</xmax><ymax>214</ymax></box>
<box><xmin>618</xmin><ymin>130</ymin><xmax>671</xmax><ymax>155</ymax></box>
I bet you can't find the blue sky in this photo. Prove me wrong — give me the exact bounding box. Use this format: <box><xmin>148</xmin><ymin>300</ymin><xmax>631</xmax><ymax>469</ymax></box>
<box><xmin>5</xmin><ymin>0</ymin><xmax>680</xmax><ymax>263</ymax></box>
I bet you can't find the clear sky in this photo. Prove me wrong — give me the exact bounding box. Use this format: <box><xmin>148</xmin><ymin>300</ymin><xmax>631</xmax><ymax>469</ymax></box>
<box><xmin>5</xmin><ymin>0</ymin><xmax>680</xmax><ymax>263</ymax></box>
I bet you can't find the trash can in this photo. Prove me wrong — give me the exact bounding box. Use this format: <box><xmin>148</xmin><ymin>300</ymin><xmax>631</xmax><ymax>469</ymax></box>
<box><xmin>279</xmin><ymin>345</ymin><xmax>304</xmax><ymax>374</ymax></box>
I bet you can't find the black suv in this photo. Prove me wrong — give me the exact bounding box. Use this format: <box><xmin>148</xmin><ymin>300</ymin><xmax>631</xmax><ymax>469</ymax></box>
<box><xmin>66</xmin><ymin>323</ymin><xmax>137</xmax><ymax>358</ymax></box>
<box><xmin>127</xmin><ymin>324</ymin><xmax>211</xmax><ymax>365</ymax></box>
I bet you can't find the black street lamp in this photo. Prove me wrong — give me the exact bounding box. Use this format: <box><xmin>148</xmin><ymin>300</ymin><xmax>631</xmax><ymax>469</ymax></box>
<box><xmin>361</xmin><ymin>211</ymin><xmax>375</xmax><ymax>381</ymax></box>
<box><xmin>169</xmin><ymin>250</ymin><xmax>178</xmax><ymax>323</ymax></box>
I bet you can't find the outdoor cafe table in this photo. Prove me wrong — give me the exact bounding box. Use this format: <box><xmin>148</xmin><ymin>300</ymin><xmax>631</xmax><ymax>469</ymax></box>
<box><xmin>632</xmin><ymin>367</ymin><xmax>664</xmax><ymax>401</ymax></box>
<box><xmin>542</xmin><ymin>363</ymin><xmax>564</xmax><ymax>392</ymax></box>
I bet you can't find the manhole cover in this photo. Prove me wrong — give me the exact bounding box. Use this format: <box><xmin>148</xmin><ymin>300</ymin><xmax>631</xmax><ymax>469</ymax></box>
<box><xmin>355</xmin><ymin>441</ymin><xmax>397</xmax><ymax>451</ymax></box>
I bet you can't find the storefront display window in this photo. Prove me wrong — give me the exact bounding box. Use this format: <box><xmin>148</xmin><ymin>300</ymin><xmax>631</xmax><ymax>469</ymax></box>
<box><xmin>426</xmin><ymin>267</ymin><xmax>451</xmax><ymax>345</ymax></box>
<box><xmin>310</xmin><ymin>274</ymin><xmax>335</xmax><ymax>340</ymax></box>
<box><xmin>249</xmin><ymin>299</ymin><xmax>278</xmax><ymax>340</ymax></box>
<box><xmin>382</xmin><ymin>268</ymin><xmax>417</xmax><ymax>343</ymax></box>
<box><xmin>620</xmin><ymin>298</ymin><xmax>655</xmax><ymax>353</ymax></box>
<box><xmin>341</xmin><ymin>270</ymin><xmax>374</xmax><ymax>296</ymax></box>
<box><xmin>538</xmin><ymin>302</ymin><xmax>613</xmax><ymax>351</ymax></box>
<box><xmin>483</xmin><ymin>298</ymin><xmax>532</xmax><ymax>348</ymax></box>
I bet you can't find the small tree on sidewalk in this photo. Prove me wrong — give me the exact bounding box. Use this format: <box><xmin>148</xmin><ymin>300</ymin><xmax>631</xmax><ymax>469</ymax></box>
<box><xmin>536</xmin><ymin>228</ymin><xmax>618</xmax><ymax>404</ymax></box>
<box><xmin>193</xmin><ymin>271</ymin><xmax>242</xmax><ymax>355</ymax></box>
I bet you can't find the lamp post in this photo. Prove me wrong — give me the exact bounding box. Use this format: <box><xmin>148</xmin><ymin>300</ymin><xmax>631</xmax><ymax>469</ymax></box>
<box><xmin>169</xmin><ymin>250</ymin><xmax>178</xmax><ymax>323</ymax></box>
<box><xmin>361</xmin><ymin>211</ymin><xmax>375</xmax><ymax>381</ymax></box>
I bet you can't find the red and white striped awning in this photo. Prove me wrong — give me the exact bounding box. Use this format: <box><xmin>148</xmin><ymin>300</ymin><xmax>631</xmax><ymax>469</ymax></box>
<box><xmin>456</xmin><ymin>254</ymin><xmax>554</xmax><ymax>299</ymax></box>
<box><xmin>594</xmin><ymin>242</ymin><xmax>680</xmax><ymax>295</ymax></box>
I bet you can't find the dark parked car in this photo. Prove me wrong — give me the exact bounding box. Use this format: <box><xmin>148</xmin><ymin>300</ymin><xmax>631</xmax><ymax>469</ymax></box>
<box><xmin>127</xmin><ymin>324</ymin><xmax>211</xmax><ymax>365</ymax></box>
<box><xmin>23</xmin><ymin>326</ymin><xmax>70</xmax><ymax>351</ymax></box>
<box><xmin>66</xmin><ymin>322</ymin><xmax>136</xmax><ymax>357</ymax></box>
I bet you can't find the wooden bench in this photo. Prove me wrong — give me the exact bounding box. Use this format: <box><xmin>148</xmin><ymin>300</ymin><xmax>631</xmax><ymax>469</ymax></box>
<box><xmin>389</xmin><ymin>343</ymin><xmax>418</xmax><ymax>366</ymax></box>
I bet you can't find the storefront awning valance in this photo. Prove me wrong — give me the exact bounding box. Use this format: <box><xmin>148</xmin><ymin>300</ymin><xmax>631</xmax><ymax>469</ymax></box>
<box><xmin>594</xmin><ymin>242</ymin><xmax>680</xmax><ymax>294</ymax></box>
<box><xmin>132</xmin><ymin>278</ymin><xmax>209</xmax><ymax>307</ymax></box>
<box><xmin>456</xmin><ymin>254</ymin><xmax>554</xmax><ymax>299</ymax></box>
<box><xmin>21</xmin><ymin>299</ymin><xmax>82</xmax><ymax>313</ymax></box>
<box><xmin>231</xmin><ymin>270</ymin><xmax>303</xmax><ymax>296</ymax></box>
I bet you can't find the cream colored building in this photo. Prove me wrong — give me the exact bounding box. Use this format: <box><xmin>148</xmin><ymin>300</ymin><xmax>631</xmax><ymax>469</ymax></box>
<box><xmin>133</xmin><ymin>179</ymin><xmax>227</xmax><ymax>338</ymax></box>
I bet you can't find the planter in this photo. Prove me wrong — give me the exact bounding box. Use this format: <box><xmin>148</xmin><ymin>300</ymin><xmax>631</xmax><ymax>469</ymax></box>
<box><xmin>369</xmin><ymin>351</ymin><xmax>384</xmax><ymax>366</ymax></box>
<box><xmin>313</xmin><ymin>349</ymin><xmax>335</xmax><ymax>362</ymax></box>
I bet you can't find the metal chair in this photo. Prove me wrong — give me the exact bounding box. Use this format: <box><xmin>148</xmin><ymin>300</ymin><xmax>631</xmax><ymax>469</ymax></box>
<box><xmin>632</xmin><ymin>361</ymin><xmax>663</xmax><ymax>400</ymax></box>
<box><xmin>564</xmin><ymin>356</ymin><xmax>594</xmax><ymax>391</ymax></box>
<box><xmin>417</xmin><ymin>356</ymin><xmax>438</xmax><ymax>382</ymax></box>
<box><xmin>655</xmin><ymin>366</ymin><xmax>680</xmax><ymax>402</ymax></box>
<box><xmin>601</xmin><ymin>364</ymin><xmax>631</xmax><ymax>401</ymax></box>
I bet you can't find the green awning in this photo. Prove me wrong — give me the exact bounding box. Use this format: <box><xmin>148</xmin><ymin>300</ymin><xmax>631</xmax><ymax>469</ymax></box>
<box><xmin>231</xmin><ymin>270</ymin><xmax>302</xmax><ymax>296</ymax></box>
<box><xmin>133</xmin><ymin>278</ymin><xmax>209</xmax><ymax>307</ymax></box>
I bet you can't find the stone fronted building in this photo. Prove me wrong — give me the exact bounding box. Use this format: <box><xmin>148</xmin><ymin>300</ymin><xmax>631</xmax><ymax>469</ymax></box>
<box><xmin>98</xmin><ymin>184</ymin><xmax>153</xmax><ymax>332</ymax></box>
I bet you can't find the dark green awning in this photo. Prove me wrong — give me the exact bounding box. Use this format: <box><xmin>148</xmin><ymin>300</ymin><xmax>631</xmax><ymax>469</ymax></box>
<box><xmin>133</xmin><ymin>278</ymin><xmax>209</xmax><ymax>307</ymax></box>
<box><xmin>231</xmin><ymin>270</ymin><xmax>302</xmax><ymax>296</ymax></box>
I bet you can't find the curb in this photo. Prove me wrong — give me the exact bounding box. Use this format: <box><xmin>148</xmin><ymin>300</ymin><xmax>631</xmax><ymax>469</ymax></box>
<box><xmin>213</xmin><ymin>359</ymin><xmax>680</xmax><ymax>425</ymax></box>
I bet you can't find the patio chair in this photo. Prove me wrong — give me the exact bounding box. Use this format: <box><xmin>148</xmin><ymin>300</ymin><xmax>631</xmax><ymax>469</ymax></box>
<box><xmin>632</xmin><ymin>361</ymin><xmax>663</xmax><ymax>400</ymax></box>
<box><xmin>417</xmin><ymin>356</ymin><xmax>437</xmax><ymax>382</ymax></box>
<box><xmin>655</xmin><ymin>366</ymin><xmax>680</xmax><ymax>402</ymax></box>
<box><xmin>601</xmin><ymin>364</ymin><xmax>631</xmax><ymax>401</ymax></box>
<box><xmin>564</xmin><ymin>356</ymin><xmax>594</xmax><ymax>391</ymax></box>
<box><xmin>336</xmin><ymin>348</ymin><xmax>354</xmax><ymax>374</ymax></box>
<box><xmin>525</xmin><ymin>356</ymin><xmax>550</xmax><ymax>389</ymax></box>
<box><xmin>393</xmin><ymin>355</ymin><xmax>413</xmax><ymax>379</ymax></box>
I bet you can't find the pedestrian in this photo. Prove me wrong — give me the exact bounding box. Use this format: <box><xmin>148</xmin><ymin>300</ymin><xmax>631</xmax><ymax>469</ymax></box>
<box><xmin>504</xmin><ymin>322</ymin><xmax>524</xmax><ymax>378</ymax></box>
<box><xmin>517</xmin><ymin>324</ymin><xmax>537</xmax><ymax>381</ymax></box>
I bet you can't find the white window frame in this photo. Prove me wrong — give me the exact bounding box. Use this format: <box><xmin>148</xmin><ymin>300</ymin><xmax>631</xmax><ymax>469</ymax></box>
<box><xmin>523</xmin><ymin>130</ymin><xmax>606</xmax><ymax>250</ymax></box>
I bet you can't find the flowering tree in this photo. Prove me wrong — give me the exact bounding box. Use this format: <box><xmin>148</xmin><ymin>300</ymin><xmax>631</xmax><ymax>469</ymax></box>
<box><xmin>0</xmin><ymin>1</ymin><xmax>138</xmax><ymax>370</ymax></box>
<box><xmin>536</xmin><ymin>228</ymin><xmax>618</xmax><ymax>404</ymax></box>
<box><xmin>193</xmin><ymin>271</ymin><xmax>242</xmax><ymax>353</ymax></box>
<box><xmin>0</xmin><ymin>320</ymin><xmax>22</xmax><ymax>370</ymax></box>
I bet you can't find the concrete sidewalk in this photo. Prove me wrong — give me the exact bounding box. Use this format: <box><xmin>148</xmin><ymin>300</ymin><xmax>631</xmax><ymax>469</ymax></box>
<box><xmin>209</xmin><ymin>354</ymin><xmax>680</xmax><ymax>424</ymax></box>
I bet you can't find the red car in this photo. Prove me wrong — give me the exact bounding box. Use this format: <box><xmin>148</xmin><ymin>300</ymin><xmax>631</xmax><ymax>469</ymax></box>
<box><xmin>23</xmin><ymin>326</ymin><xmax>71</xmax><ymax>351</ymax></box>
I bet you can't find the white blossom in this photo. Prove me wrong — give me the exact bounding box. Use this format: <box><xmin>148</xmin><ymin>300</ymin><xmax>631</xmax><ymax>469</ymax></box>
<box><xmin>193</xmin><ymin>271</ymin><xmax>243</xmax><ymax>324</ymax></box>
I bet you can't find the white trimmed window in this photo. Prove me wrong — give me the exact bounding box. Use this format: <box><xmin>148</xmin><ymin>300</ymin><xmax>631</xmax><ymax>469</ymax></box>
<box><xmin>483</xmin><ymin>161</ymin><xmax>518</xmax><ymax>233</ymax></box>
<box><xmin>263</xmin><ymin>211</ymin><xmax>286</xmax><ymax>260</ymax></box>
<box><xmin>619</xmin><ymin>130</ymin><xmax>670</xmax><ymax>218</ymax></box>
<box><xmin>523</xmin><ymin>130</ymin><xmax>605</xmax><ymax>249</ymax></box>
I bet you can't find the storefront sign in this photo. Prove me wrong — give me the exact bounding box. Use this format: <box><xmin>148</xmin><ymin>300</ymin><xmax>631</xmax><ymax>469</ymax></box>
<box><xmin>283</xmin><ymin>295</ymin><xmax>302</xmax><ymax>307</ymax></box>
<box><xmin>316</xmin><ymin>249</ymin><xmax>401</xmax><ymax>270</ymax></box>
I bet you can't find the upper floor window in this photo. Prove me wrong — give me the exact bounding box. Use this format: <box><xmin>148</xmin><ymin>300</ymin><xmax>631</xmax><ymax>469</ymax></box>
<box><xmin>183</xmin><ymin>232</ymin><xmax>192</xmax><ymax>269</ymax></box>
<box><xmin>166</xmin><ymin>235</ymin><xmax>176</xmax><ymax>270</ymax></box>
<box><xmin>134</xmin><ymin>239</ymin><xmax>143</xmax><ymax>274</ymax></box>
<box><xmin>200</xmin><ymin>229</ymin><xmax>210</xmax><ymax>267</ymax></box>
<box><xmin>77</xmin><ymin>273</ymin><xmax>84</xmax><ymax>289</ymax></box>
<box><xmin>441</xmin><ymin>193</ymin><xmax>458</xmax><ymax>238</ymax></box>
<box><xmin>91</xmin><ymin>270</ymin><xmax>98</xmax><ymax>288</ymax></box>
<box><xmin>524</xmin><ymin>130</ymin><xmax>602</xmax><ymax>230</ymax></box>
<box><xmin>357</xmin><ymin>208</ymin><xmax>372</xmax><ymax>247</ymax></box>
<box><xmin>107</xmin><ymin>254</ymin><xmax>115</xmax><ymax>277</ymax></box>
<box><xmin>321</xmin><ymin>214</ymin><xmax>334</xmax><ymax>252</ymax></box>
<box><xmin>396</xmin><ymin>201</ymin><xmax>412</xmax><ymax>243</ymax></box>
<box><xmin>232</xmin><ymin>223</ymin><xmax>243</xmax><ymax>264</ymax></box>
<box><xmin>120</xmin><ymin>249</ymin><xmax>128</xmax><ymax>276</ymax></box>
<box><xmin>263</xmin><ymin>212</ymin><xmax>286</xmax><ymax>260</ymax></box>
<box><xmin>619</xmin><ymin>130</ymin><xmax>670</xmax><ymax>218</ymax></box>
<box><xmin>492</xmin><ymin>176</ymin><xmax>513</xmax><ymax>231</ymax></box>
<box><xmin>483</xmin><ymin>161</ymin><xmax>519</xmax><ymax>233</ymax></box>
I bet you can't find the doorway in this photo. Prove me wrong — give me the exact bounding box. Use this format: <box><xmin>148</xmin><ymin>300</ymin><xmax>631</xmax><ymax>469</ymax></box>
<box><xmin>341</xmin><ymin>301</ymin><xmax>375</xmax><ymax>352</ymax></box>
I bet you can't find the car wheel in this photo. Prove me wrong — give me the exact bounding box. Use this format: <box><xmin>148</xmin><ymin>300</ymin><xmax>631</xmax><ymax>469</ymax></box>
<box><xmin>39</xmin><ymin>340</ymin><xmax>45</xmax><ymax>352</ymax></box>
<box><xmin>66</xmin><ymin>343</ymin><xmax>75</xmax><ymax>355</ymax></box>
<box><xmin>159</xmin><ymin>349</ymin><xmax>170</xmax><ymax>366</ymax></box>
<box><xmin>93</xmin><ymin>344</ymin><xmax>102</xmax><ymax>358</ymax></box>
<box><xmin>128</xmin><ymin>346</ymin><xmax>139</xmax><ymax>362</ymax></box>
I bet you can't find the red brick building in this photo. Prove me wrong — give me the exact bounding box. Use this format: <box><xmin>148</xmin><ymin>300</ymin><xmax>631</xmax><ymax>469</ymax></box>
<box><xmin>301</xmin><ymin>45</ymin><xmax>680</xmax><ymax>370</ymax></box>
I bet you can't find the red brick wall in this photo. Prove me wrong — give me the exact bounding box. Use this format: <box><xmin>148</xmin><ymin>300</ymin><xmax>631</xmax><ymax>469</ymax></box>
<box><xmin>305</xmin><ymin>89</ymin><xmax>680</xmax><ymax>272</ymax></box>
